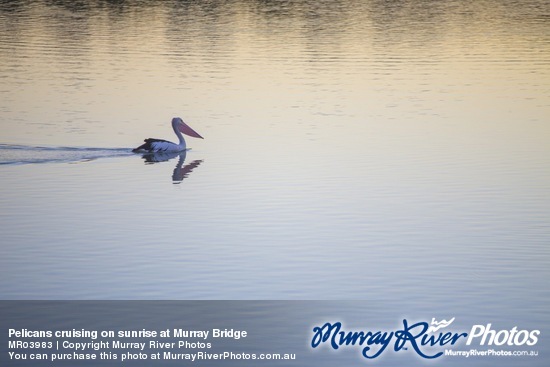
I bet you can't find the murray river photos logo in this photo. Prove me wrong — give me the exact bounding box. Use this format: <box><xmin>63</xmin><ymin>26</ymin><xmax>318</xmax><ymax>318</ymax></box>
<box><xmin>311</xmin><ymin>318</ymin><xmax>540</xmax><ymax>360</ymax></box>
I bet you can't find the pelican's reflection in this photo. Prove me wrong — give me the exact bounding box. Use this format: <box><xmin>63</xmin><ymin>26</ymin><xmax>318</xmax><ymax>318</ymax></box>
<box><xmin>140</xmin><ymin>150</ymin><xmax>203</xmax><ymax>183</ymax></box>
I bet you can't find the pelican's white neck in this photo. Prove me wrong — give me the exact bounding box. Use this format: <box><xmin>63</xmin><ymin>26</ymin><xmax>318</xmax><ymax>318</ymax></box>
<box><xmin>172</xmin><ymin>119</ymin><xmax>186</xmax><ymax>149</ymax></box>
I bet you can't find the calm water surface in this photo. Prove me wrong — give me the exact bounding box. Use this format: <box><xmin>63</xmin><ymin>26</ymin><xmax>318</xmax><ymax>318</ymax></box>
<box><xmin>0</xmin><ymin>0</ymin><xmax>549</xmax><ymax>315</ymax></box>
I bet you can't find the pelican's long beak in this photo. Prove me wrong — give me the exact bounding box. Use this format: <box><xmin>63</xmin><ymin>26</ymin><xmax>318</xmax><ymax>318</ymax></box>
<box><xmin>179</xmin><ymin>121</ymin><xmax>204</xmax><ymax>139</ymax></box>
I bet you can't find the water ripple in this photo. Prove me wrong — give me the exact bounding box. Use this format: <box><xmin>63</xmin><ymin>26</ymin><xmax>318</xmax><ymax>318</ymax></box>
<box><xmin>0</xmin><ymin>144</ymin><xmax>133</xmax><ymax>165</ymax></box>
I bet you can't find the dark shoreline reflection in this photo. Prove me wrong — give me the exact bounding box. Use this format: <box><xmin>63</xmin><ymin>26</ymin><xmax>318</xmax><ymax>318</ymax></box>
<box><xmin>140</xmin><ymin>150</ymin><xmax>203</xmax><ymax>184</ymax></box>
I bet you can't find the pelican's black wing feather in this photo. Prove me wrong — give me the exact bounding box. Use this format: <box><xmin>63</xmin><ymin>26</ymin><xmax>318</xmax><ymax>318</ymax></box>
<box><xmin>132</xmin><ymin>138</ymin><xmax>172</xmax><ymax>152</ymax></box>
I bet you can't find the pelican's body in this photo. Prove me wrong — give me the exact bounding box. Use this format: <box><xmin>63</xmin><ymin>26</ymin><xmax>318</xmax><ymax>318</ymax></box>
<box><xmin>133</xmin><ymin>117</ymin><xmax>203</xmax><ymax>153</ymax></box>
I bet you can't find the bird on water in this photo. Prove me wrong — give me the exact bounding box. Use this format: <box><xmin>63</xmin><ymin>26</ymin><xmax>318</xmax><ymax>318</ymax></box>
<box><xmin>133</xmin><ymin>117</ymin><xmax>203</xmax><ymax>153</ymax></box>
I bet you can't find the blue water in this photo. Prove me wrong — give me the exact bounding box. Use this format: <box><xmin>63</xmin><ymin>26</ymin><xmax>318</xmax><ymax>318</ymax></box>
<box><xmin>0</xmin><ymin>0</ymin><xmax>548</xmax><ymax>314</ymax></box>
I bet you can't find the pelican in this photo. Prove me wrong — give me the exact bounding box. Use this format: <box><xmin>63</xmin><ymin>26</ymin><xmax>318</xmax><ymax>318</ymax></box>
<box><xmin>132</xmin><ymin>117</ymin><xmax>203</xmax><ymax>153</ymax></box>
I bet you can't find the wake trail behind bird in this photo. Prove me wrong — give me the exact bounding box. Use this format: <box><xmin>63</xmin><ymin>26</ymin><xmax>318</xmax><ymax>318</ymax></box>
<box><xmin>0</xmin><ymin>144</ymin><xmax>135</xmax><ymax>165</ymax></box>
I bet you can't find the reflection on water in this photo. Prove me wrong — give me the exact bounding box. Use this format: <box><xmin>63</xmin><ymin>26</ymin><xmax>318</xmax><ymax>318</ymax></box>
<box><xmin>140</xmin><ymin>150</ymin><xmax>203</xmax><ymax>184</ymax></box>
<box><xmin>0</xmin><ymin>0</ymin><xmax>548</xmax><ymax>322</ymax></box>
<box><xmin>0</xmin><ymin>144</ymin><xmax>203</xmax><ymax>183</ymax></box>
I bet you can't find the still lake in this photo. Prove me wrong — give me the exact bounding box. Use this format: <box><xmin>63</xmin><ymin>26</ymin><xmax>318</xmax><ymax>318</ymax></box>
<box><xmin>0</xmin><ymin>0</ymin><xmax>549</xmax><ymax>315</ymax></box>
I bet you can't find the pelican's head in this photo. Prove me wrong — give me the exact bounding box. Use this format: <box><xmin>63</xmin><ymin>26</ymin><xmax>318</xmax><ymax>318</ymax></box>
<box><xmin>172</xmin><ymin>117</ymin><xmax>204</xmax><ymax>139</ymax></box>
